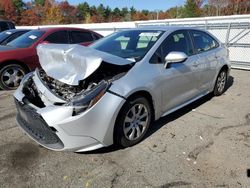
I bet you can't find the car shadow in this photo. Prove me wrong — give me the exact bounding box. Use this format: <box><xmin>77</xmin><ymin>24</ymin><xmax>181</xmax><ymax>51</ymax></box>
<box><xmin>80</xmin><ymin>76</ymin><xmax>234</xmax><ymax>155</ymax></box>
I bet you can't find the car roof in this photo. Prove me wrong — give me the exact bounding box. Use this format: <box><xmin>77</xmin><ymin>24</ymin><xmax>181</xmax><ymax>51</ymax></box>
<box><xmin>37</xmin><ymin>27</ymin><xmax>92</xmax><ymax>32</ymax></box>
<box><xmin>126</xmin><ymin>26</ymin><xmax>203</xmax><ymax>32</ymax></box>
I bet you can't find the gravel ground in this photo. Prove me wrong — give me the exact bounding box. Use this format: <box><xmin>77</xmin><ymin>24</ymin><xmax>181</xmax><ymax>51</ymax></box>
<box><xmin>0</xmin><ymin>69</ymin><xmax>250</xmax><ymax>188</ymax></box>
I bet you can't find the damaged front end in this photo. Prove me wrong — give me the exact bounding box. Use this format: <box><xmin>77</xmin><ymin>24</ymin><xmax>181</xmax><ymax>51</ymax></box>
<box><xmin>22</xmin><ymin>69</ymin><xmax>110</xmax><ymax>112</ymax></box>
<box><xmin>21</xmin><ymin>44</ymin><xmax>134</xmax><ymax>110</ymax></box>
<box><xmin>13</xmin><ymin>44</ymin><xmax>134</xmax><ymax>151</ymax></box>
<box><xmin>23</xmin><ymin>64</ymin><xmax>128</xmax><ymax>115</ymax></box>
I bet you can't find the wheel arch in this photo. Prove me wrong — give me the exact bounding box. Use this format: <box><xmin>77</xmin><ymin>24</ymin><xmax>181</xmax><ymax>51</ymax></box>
<box><xmin>0</xmin><ymin>60</ymin><xmax>31</xmax><ymax>73</ymax></box>
<box><xmin>213</xmin><ymin>64</ymin><xmax>230</xmax><ymax>85</ymax></box>
<box><xmin>123</xmin><ymin>90</ymin><xmax>156</xmax><ymax>121</ymax></box>
<box><xmin>113</xmin><ymin>90</ymin><xmax>156</xmax><ymax>146</ymax></box>
<box><xmin>217</xmin><ymin>64</ymin><xmax>230</xmax><ymax>83</ymax></box>
<box><xmin>212</xmin><ymin>64</ymin><xmax>229</xmax><ymax>96</ymax></box>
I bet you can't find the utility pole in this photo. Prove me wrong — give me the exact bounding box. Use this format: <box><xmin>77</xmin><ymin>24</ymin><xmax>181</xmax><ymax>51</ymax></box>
<box><xmin>156</xmin><ymin>10</ymin><xmax>159</xmax><ymax>20</ymax></box>
<box><xmin>176</xmin><ymin>6</ymin><xmax>178</xmax><ymax>18</ymax></box>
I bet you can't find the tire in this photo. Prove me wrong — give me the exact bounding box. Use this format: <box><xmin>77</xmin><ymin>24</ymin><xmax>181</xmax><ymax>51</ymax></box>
<box><xmin>0</xmin><ymin>64</ymin><xmax>26</xmax><ymax>90</ymax></box>
<box><xmin>114</xmin><ymin>96</ymin><xmax>152</xmax><ymax>147</ymax></box>
<box><xmin>213</xmin><ymin>69</ymin><xmax>227</xmax><ymax>96</ymax></box>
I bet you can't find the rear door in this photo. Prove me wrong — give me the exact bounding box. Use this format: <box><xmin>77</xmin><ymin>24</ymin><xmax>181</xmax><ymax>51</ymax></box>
<box><xmin>151</xmin><ymin>30</ymin><xmax>200</xmax><ymax>113</ymax></box>
<box><xmin>189</xmin><ymin>30</ymin><xmax>219</xmax><ymax>92</ymax></box>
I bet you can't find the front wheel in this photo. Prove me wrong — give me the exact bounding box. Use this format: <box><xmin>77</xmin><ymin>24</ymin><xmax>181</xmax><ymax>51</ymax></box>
<box><xmin>213</xmin><ymin>69</ymin><xmax>227</xmax><ymax>96</ymax></box>
<box><xmin>0</xmin><ymin>64</ymin><xmax>26</xmax><ymax>90</ymax></box>
<box><xmin>114</xmin><ymin>96</ymin><xmax>152</xmax><ymax>147</ymax></box>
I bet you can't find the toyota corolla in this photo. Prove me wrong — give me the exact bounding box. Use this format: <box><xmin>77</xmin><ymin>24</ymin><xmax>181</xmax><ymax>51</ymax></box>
<box><xmin>13</xmin><ymin>27</ymin><xmax>230</xmax><ymax>152</ymax></box>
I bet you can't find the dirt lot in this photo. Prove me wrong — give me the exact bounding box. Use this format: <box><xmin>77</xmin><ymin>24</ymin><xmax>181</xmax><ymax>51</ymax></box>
<box><xmin>0</xmin><ymin>69</ymin><xmax>250</xmax><ymax>188</ymax></box>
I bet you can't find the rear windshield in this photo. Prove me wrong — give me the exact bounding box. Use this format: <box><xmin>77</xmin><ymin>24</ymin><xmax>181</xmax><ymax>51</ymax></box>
<box><xmin>7</xmin><ymin>30</ymin><xmax>45</xmax><ymax>48</ymax></box>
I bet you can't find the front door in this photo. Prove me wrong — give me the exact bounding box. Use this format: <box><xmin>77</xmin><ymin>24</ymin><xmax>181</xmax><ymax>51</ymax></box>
<box><xmin>154</xmin><ymin>30</ymin><xmax>200</xmax><ymax>113</ymax></box>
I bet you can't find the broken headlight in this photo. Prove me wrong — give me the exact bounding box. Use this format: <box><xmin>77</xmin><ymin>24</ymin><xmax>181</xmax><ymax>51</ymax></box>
<box><xmin>20</xmin><ymin>72</ymin><xmax>34</xmax><ymax>85</ymax></box>
<box><xmin>67</xmin><ymin>81</ymin><xmax>110</xmax><ymax>116</ymax></box>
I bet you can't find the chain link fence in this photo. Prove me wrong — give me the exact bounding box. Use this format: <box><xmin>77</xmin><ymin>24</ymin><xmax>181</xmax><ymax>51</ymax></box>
<box><xmin>136</xmin><ymin>16</ymin><xmax>250</xmax><ymax>70</ymax></box>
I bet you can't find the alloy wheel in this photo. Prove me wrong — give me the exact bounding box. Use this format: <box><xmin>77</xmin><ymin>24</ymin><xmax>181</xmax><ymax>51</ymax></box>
<box><xmin>123</xmin><ymin>103</ymin><xmax>149</xmax><ymax>141</ymax></box>
<box><xmin>217</xmin><ymin>71</ymin><xmax>226</xmax><ymax>93</ymax></box>
<box><xmin>1</xmin><ymin>66</ymin><xmax>25</xmax><ymax>89</ymax></box>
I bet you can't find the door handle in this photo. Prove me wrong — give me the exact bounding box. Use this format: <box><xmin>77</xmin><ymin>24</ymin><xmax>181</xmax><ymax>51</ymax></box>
<box><xmin>215</xmin><ymin>56</ymin><xmax>219</xmax><ymax>59</ymax></box>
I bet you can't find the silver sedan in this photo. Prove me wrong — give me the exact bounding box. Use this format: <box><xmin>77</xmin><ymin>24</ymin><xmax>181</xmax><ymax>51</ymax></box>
<box><xmin>13</xmin><ymin>27</ymin><xmax>230</xmax><ymax>152</ymax></box>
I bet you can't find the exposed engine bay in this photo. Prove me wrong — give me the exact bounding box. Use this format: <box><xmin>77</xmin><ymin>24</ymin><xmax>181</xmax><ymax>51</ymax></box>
<box><xmin>39</xmin><ymin>62</ymin><xmax>133</xmax><ymax>100</ymax></box>
<box><xmin>22</xmin><ymin>62</ymin><xmax>133</xmax><ymax>107</ymax></box>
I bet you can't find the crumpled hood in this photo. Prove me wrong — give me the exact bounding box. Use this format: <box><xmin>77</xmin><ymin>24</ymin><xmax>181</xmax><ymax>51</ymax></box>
<box><xmin>37</xmin><ymin>44</ymin><xmax>133</xmax><ymax>85</ymax></box>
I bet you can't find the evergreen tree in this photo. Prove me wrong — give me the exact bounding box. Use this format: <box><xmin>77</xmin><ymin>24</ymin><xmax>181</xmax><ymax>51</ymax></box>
<box><xmin>182</xmin><ymin>0</ymin><xmax>201</xmax><ymax>17</ymax></box>
<box><xmin>105</xmin><ymin>6</ymin><xmax>112</xmax><ymax>22</ymax></box>
<box><xmin>34</xmin><ymin>0</ymin><xmax>45</xmax><ymax>6</ymax></box>
<box><xmin>97</xmin><ymin>4</ymin><xmax>106</xmax><ymax>22</ymax></box>
<box><xmin>77</xmin><ymin>2</ymin><xmax>90</xmax><ymax>22</ymax></box>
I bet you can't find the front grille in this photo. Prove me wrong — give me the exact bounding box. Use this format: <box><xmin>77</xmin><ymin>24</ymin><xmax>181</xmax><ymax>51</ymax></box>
<box><xmin>15</xmin><ymin>99</ymin><xmax>64</xmax><ymax>149</ymax></box>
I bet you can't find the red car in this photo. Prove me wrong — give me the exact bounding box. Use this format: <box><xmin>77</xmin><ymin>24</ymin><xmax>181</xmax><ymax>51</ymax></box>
<box><xmin>0</xmin><ymin>27</ymin><xmax>102</xmax><ymax>90</ymax></box>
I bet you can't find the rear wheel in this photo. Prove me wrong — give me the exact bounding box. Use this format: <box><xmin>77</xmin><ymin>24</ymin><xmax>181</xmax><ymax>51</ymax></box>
<box><xmin>114</xmin><ymin>96</ymin><xmax>152</xmax><ymax>147</ymax></box>
<box><xmin>213</xmin><ymin>69</ymin><xmax>227</xmax><ymax>96</ymax></box>
<box><xmin>0</xmin><ymin>64</ymin><xmax>26</xmax><ymax>90</ymax></box>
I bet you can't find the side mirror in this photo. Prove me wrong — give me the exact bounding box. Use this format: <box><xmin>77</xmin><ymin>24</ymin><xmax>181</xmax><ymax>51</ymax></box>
<box><xmin>164</xmin><ymin>51</ymin><xmax>188</xmax><ymax>68</ymax></box>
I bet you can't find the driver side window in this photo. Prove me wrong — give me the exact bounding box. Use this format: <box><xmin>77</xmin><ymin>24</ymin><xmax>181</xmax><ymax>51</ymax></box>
<box><xmin>150</xmin><ymin>30</ymin><xmax>193</xmax><ymax>64</ymax></box>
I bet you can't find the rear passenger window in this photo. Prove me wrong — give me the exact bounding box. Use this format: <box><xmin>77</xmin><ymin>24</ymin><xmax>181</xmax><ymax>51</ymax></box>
<box><xmin>191</xmin><ymin>30</ymin><xmax>219</xmax><ymax>53</ymax></box>
<box><xmin>44</xmin><ymin>31</ymin><xmax>69</xmax><ymax>44</ymax></box>
<box><xmin>71</xmin><ymin>31</ymin><xmax>93</xmax><ymax>43</ymax></box>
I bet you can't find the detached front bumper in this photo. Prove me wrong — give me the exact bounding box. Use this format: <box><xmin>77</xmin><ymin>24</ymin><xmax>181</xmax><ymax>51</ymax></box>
<box><xmin>13</xmin><ymin>73</ymin><xmax>126</xmax><ymax>152</ymax></box>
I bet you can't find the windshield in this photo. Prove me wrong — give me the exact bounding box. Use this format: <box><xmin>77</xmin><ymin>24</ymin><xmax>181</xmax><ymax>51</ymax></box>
<box><xmin>90</xmin><ymin>30</ymin><xmax>164</xmax><ymax>61</ymax></box>
<box><xmin>0</xmin><ymin>30</ymin><xmax>13</xmax><ymax>41</ymax></box>
<box><xmin>7</xmin><ymin>30</ymin><xmax>45</xmax><ymax>48</ymax></box>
